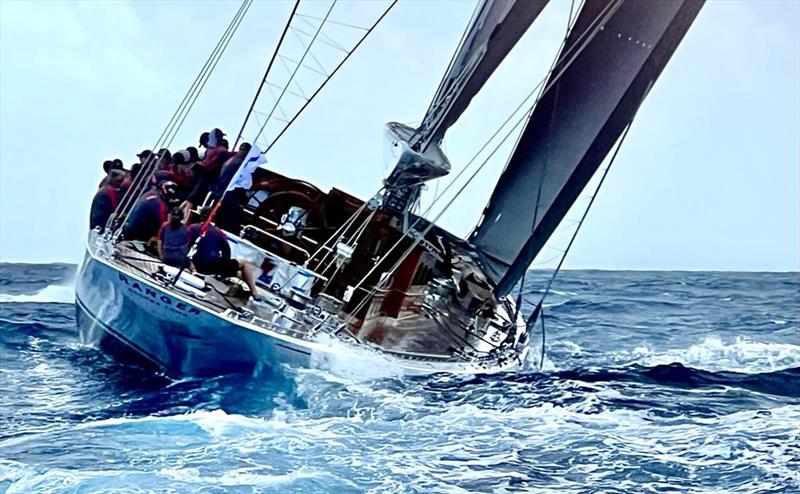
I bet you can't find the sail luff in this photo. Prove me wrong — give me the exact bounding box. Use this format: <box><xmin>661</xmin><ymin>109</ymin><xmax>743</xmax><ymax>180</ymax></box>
<box><xmin>413</xmin><ymin>0</ymin><xmax>549</xmax><ymax>151</ymax></box>
<box><xmin>470</xmin><ymin>0</ymin><xmax>705</xmax><ymax>296</ymax></box>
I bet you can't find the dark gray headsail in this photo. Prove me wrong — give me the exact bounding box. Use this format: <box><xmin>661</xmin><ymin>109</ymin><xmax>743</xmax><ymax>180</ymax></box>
<box><xmin>470</xmin><ymin>0</ymin><xmax>704</xmax><ymax>296</ymax></box>
<box><xmin>411</xmin><ymin>0</ymin><xmax>550</xmax><ymax>152</ymax></box>
<box><xmin>384</xmin><ymin>0</ymin><xmax>548</xmax><ymax>190</ymax></box>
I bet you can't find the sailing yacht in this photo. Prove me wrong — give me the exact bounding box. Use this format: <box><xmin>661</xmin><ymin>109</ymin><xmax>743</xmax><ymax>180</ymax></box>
<box><xmin>75</xmin><ymin>0</ymin><xmax>704</xmax><ymax>377</ymax></box>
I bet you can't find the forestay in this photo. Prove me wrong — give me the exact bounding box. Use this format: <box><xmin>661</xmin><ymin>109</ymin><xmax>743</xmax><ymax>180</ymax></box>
<box><xmin>470</xmin><ymin>0</ymin><xmax>704</xmax><ymax>296</ymax></box>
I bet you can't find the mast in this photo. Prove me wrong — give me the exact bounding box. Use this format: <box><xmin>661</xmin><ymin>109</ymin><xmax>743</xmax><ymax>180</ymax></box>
<box><xmin>470</xmin><ymin>0</ymin><xmax>705</xmax><ymax>296</ymax></box>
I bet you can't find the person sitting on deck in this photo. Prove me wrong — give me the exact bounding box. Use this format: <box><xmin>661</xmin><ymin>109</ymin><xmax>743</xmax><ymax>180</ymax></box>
<box><xmin>157</xmin><ymin>207</ymin><xmax>193</xmax><ymax>270</ymax></box>
<box><xmin>90</xmin><ymin>169</ymin><xmax>126</xmax><ymax>232</ymax></box>
<box><xmin>123</xmin><ymin>181</ymin><xmax>181</xmax><ymax>243</ymax></box>
<box><xmin>187</xmin><ymin>211</ymin><xmax>261</xmax><ymax>300</ymax></box>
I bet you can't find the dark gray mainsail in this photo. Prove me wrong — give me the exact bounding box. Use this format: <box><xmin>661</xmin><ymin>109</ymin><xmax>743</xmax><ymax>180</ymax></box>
<box><xmin>410</xmin><ymin>0</ymin><xmax>549</xmax><ymax>152</ymax></box>
<box><xmin>470</xmin><ymin>0</ymin><xmax>704</xmax><ymax>296</ymax></box>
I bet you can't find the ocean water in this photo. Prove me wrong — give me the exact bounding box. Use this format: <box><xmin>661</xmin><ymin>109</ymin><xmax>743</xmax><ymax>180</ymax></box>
<box><xmin>0</xmin><ymin>263</ymin><xmax>798</xmax><ymax>494</ymax></box>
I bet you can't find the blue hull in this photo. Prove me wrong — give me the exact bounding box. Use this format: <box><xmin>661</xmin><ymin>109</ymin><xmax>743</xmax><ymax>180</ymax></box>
<box><xmin>75</xmin><ymin>245</ymin><xmax>313</xmax><ymax>377</ymax></box>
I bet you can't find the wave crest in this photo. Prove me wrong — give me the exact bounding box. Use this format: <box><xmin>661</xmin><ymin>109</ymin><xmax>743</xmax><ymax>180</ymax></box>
<box><xmin>0</xmin><ymin>283</ymin><xmax>74</xmax><ymax>304</ymax></box>
<box><xmin>627</xmin><ymin>336</ymin><xmax>800</xmax><ymax>373</ymax></box>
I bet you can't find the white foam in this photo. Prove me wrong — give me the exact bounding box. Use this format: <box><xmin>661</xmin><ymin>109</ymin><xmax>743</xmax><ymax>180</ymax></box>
<box><xmin>0</xmin><ymin>283</ymin><xmax>75</xmax><ymax>304</ymax></box>
<box><xmin>628</xmin><ymin>336</ymin><xmax>800</xmax><ymax>373</ymax></box>
<box><xmin>309</xmin><ymin>332</ymin><xmax>406</xmax><ymax>381</ymax></box>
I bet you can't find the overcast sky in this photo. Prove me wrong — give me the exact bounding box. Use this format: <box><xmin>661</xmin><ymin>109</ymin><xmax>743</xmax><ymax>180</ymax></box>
<box><xmin>1</xmin><ymin>0</ymin><xmax>798</xmax><ymax>271</ymax></box>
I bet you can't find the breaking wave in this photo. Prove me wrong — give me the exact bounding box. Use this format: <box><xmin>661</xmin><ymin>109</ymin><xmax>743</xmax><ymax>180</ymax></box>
<box><xmin>624</xmin><ymin>337</ymin><xmax>800</xmax><ymax>374</ymax></box>
<box><xmin>0</xmin><ymin>283</ymin><xmax>75</xmax><ymax>304</ymax></box>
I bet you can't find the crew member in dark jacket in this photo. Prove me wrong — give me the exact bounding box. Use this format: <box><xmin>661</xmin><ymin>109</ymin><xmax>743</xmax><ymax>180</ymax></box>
<box><xmin>123</xmin><ymin>181</ymin><xmax>180</xmax><ymax>242</ymax></box>
<box><xmin>187</xmin><ymin>217</ymin><xmax>260</xmax><ymax>300</ymax></box>
<box><xmin>90</xmin><ymin>170</ymin><xmax>126</xmax><ymax>232</ymax></box>
<box><xmin>212</xmin><ymin>142</ymin><xmax>252</xmax><ymax>234</ymax></box>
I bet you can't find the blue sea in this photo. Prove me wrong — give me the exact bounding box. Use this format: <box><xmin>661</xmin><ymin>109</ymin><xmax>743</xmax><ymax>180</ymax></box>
<box><xmin>0</xmin><ymin>263</ymin><xmax>798</xmax><ymax>493</ymax></box>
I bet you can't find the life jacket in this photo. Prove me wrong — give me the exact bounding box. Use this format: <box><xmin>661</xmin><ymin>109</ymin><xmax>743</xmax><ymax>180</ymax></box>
<box><xmin>188</xmin><ymin>224</ymin><xmax>229</xmax><ymax>266</ymax></box>
<box><xmin>123</xmin><ymin>194</ymin><xmax>168</xmax><ymax>241</ymax></box>
<box><xmin>159</xmin><ymin>223</ymin><xmax>190</xmax><ymax>267</ymax></box>
<box><xmin>89</xmin><ymin>185</ymin><xmax>120</xmax><ymax>231</ymax></box>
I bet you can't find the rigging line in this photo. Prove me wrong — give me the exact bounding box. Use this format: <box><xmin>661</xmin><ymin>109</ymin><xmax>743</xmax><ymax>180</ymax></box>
<box><xmin>305</xmin><ymin>203</ymin><xmax>378</xmax><ymax>288</ymax></box>
<box><xmin>281</xmin><ymin>40</ymin><xmax>329</xmax><ymax>77</ymax></box>
<box><xmin>532</xmin><ymin>122</ymin><xmax>635</xmax><ymax>315</ymax></box>
<box><xmin>287</xmin><ymin>29</ymin><xmax>328</xmax><ymax>77</ymax></box>
<box><xmin>118</xmin><ymin>0</ymin><xmax>252</xmax><ymax>238</ymax></box>
<box><xmin>173</xmin><ymin>0</ymin><xmax>253</xmax><ymax>141</ymax></box>
<box><xmin>263</xmin><ymin>85</ymin><xmax>293</xmax><ymax>127</ymax></box>
<box><xmin>539</xmin><ymin>309</ymin><xmax>546</xmax><ymax>371</ymax></box>
<box><xmin>111</xmin><ymin>0</ymin><xmax>251</xmax><ymax>223</ymax></box>
<box><xmin>291</xmin><ymin>24</ymin><xmax>350</xmax><ymax>54</ymax></box>
<box><xmin>295</xmin><ymin>12</ymin><xmax>370</xmax><ymax>31</ymax></box>
<box><xmin>253</xmin><ymin>0</ymin><xmax>337</xmax><ymax>146</ymax></box>
<box><xmin>310</xmin><ymin>206</ymin><xmax>377</xmax><ymax>286</ymax></box>
<box><xmin>264</xmin><ymin>0</ymin><xmax>398</xmax><ymax>153</ymax></box>
<box><xmin>265</xmin><ymin>81</ymin><xmax>309</xmax><ymax>101</ymax></box>
<box><xmin>235</xmin><ymin>0</ymin><xmax>300</xmax><ymax>148</ymax></box>
<box><xmin>114</xmin><ymin>0</ymin><xmax>252</xmax><ymax>224</ymax></box>
<box><xmin>419</xmin><ymin>0</ymin><xmax>482</xmax><ymax>137</ymax></box>
<box><xmin>338</xmin><ymin>101</ymin><xmax>535</xmax><ymax>332</ymax></box>
<box><xmin>276</xmin><ymin>54</ymin><xmax>310</xmax><ymax>99</ymax></box>
<box><xmin>304</xmin><ymin>191</ymin><xmax>376</xmax><ymax>266</ymax></box>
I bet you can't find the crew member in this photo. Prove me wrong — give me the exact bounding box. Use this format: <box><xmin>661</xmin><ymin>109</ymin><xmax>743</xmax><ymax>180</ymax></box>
<box><xmin>123</xmin><ymin>181</ymin><xmax>180</xmax><ymax>242</ymax></box>
<box><xmin>171</xmin><ymin>149</ymin><xmax>195</xmax><ymax>192</ymax></box>
<box><xmin>188</xmin><ymin>213</ymin><xmax>260</xmax><ymax>300</ymax></box>
<box><xmin>211</xmin><ymin>142</ymin><xmax>252</xmax><ymax>233</ymax></box>
<box><xmin>90</xmin><ymin>169</ymin><xmax>126</xmax><ymax>232</ymax></box>
<box><xmin>157</xmin><ymin>207</ymin><xmax>192</xmax><ymax>269</ymax></box>
<box><xmin>149</xmin><ymin>149</ymin><xmax>177</xmax><ymax>189</ymax></box>
<box><xmin>98</xmin><ymin>158</ymin><xmax>125</xmax><ymax>188</ymax></box>
<box><xmin>183</xmin><ymin>129</ymin><xmax>232</xmax><ymax>219</ymax></box>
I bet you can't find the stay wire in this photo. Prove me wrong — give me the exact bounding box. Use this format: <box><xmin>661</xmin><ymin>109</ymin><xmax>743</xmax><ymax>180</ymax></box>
<box><xmin>252</xmin><ymin>0</ymin><xmax>337</xmax><ymax>147</ymax></box>
<box><xmin>234</xmin><ymin>0</ymin><xmax>300</xmax><ymax>149</ymax></box>
<box><xmin>262</xmin><ymin>0</ymin><xmax>398</xmax><ymax>153</ymax></box>
<box><xmin>527</xmin><ymin>121</ymin><xmax>636</xmax><ymax>372</ymax></box>
<box><xmin>336</xmin><ymin>0</ymin><xmax>624</xmax><ymax>329</ymax></box>
<box><xmin>173</xmin><ymin>0</ymin><xmax>253</xmax><ymax>142</ymax></box>
<box><xmin>116</xmin><ymin>0</ymin><xmax>252</xmax><ymax>241</ymax></box>
<box><xmin>113</xmin><ymin>0</ymin><xmax>251</xmax><ymax>225</ymax></box>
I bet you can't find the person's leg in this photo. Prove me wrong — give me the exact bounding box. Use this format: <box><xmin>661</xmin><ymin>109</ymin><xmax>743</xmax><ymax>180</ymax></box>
<box><xmin>237</xmin><ymin>259</ymin><xmax>260</xmax><ymax>298</ymax></box>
